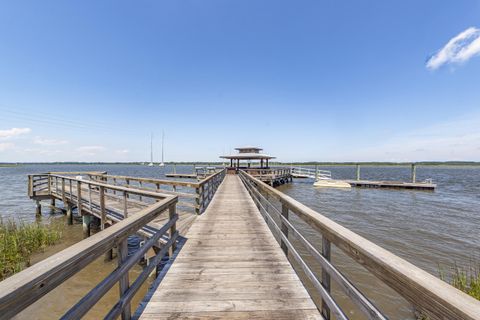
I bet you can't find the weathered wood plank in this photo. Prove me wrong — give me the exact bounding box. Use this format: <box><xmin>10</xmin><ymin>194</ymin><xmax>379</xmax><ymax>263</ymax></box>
<box><xmin>139</xmin><ymin>175</ymin><xmax>320</xmax><ymax>319</ymax></box>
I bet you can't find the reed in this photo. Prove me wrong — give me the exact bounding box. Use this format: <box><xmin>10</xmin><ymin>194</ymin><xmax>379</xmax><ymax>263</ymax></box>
<box><xmin>0</xmin><ymin>217</ymin><xmax>63</xmax><ymax>280</ymax></box>
<box><xmin>439</xmin><ymin>263</ymin><xmax>480</xmax><ymax>300</ymax></box>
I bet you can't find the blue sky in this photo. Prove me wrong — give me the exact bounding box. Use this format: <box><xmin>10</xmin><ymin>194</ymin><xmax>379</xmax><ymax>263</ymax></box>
<box><xmin>1</xmin><ymin>0</ymin><xmax>480</xmax><ymax>162</ymax></box>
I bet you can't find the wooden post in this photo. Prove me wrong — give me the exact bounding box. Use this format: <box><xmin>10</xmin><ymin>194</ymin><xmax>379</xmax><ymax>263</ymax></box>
<box><xmin>51</xmin><ymin>198</ymin><xmax>55</xmax><ymax>207</ymax></box>
<box><xmin>195</xmin><ymin>187</ymin><xmax>200</xmax><ymax>215</ymax></box>
<box><xmin>173</xmin><ymin>163</ymin><xmax>176</xmax><ymax>174</ymax></box>
<box><xmin>82</xmin><ymin>215</ymin><xmax>91</xmax><ymax>238</ymax></box>
<box><xmin>139</xmin><ymin>181</ymin><xmax>143</xmax><ymax>201</ymax></box>
<box><xmin>321</xmin><ymin>237</ymin><xmax>331</xmax><ymax>319</ymax></box>
<box><xmin>76</xmin><ymin>181</ymin><xmax>82</xmax><ymax>217</ymax></box>
<box><xmin>61</xmin><ymin>178</ymin><xmax>66</xmax><ymax>203</ymax></box>
<box><xmin>411</xmin><ymin>163</ymin><xmax>416</xmax><ymax>183</ymax></box>
<box><xmin>88</xmin><ymin>184</ymin><xmax>92</xmax><ymax>212</ymax></box>
<box><xmin>315</xmin><ymin>165</ymin><xmax>319</xmax><ymax>181</ymax></box>
<box><xmin>280</xmin><ymin>203</ymin><xmax>289</xmax><ymax>255</ymax></box>
<box><xmin>66</xmin><ymin>203</ymin><xmax>73</xmax><ymax>225</ymax></box>
<box><xmin>123</xmin><ymin>191</ymin><xmax>128</xmax><ymax>218</ymax></box>
<box><xmin>99</xmin><ymin>186</ymin><xmax>112</xmax><ymax>260</ymax></box>
<box><xmin>35</xmin><ymin>200</ymin><xmax>41</xmax><ymax>216</ymax></box>
<box><xmin>47</xmin><ymin>176</ymin><xmax>51</xmax><ymax>194</ymax></box>
<box><xmin>356</xmin><ymin>164</ymin><xmax>360</xmax><ymax>181</ymax></box>
<box><xmin>28</xmin><ymin>175</ymin><xmax>33</xmax><ymax>197</ymax></box>
<box><xmin>168</xmin><ymin>204</ymin><xmax>177</xmax><ymax>256</ymax></box>
<box><xmin>100</xmin><ymin>186</ymin><xmax>106</xmax><ymax>229</ymax></box>
<box><xmin>117</xmin><ymin>239</ymin><xmax>131</xmax><ymax>320</ymax></box>
<box><xmin>69</xmin><ymin>180</ymin><xmax>73</xmax><ymax>201</ymax></box>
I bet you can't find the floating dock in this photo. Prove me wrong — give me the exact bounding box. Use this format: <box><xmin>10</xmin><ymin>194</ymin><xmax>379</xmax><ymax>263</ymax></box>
<box><xmin>165</xmin><ymin>173</ymin><xmax>198</xmax><ymax>179</ymax></box>
<box><xmin>345</xmin><ymin>179</ymin><xmax>436</xmax><ymax>190</ymax></box>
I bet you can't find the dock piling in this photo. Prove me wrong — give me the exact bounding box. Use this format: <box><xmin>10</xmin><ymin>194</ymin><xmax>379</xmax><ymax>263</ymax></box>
<box><xmin>82</xmin><ymin>215</ymin><xmax>92</xmax><ymax>238</ymax></box>
<box><xmin>356</xmin><ymin>164</ymin><xmax>360</xmax><ymax>181</ymax></box>
<box><xmin>411</xmin><ymin>163</ymin><xmax>416</xmax><ymax>183</ymax></box>
<box><xmin>35</xmin><ymin>200</ymin><xmax>41</xmax><ymax>216</ymax></box>
<box><xmin>66</xmin><ymin>204</ymin><xmax>73</xmax><ymax>225</ymax></box>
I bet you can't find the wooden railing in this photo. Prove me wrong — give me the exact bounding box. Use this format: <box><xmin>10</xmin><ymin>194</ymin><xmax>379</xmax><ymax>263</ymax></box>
<box><xmin>28</xmin><ymin>173</ymin><xmax>171</xmax><ymax>230</ymax></box>
<box><xmin>0</xmin><ymin>194</ymin><xmax>178</xmax><ymax>320</ymax></box>
<box><xmin>87</xmin><ymin>169</ymin><xmax>226</xmax><ymax>214</ymax></box>
<box><xmin>239</xmin><ymin>170</ymin><xmax>480</xmax><ymax>320</ymax></box>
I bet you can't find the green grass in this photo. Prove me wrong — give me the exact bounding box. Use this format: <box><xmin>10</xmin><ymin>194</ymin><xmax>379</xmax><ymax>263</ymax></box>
<box><xmin>0</xmin><ymin>218</ymin><xmax>64</xmax><ymax>280</ymax></box>
<box><xmin>439</xmin><ymin>263</ymin><xmax>480</xmax><ymax>300</ymax></box>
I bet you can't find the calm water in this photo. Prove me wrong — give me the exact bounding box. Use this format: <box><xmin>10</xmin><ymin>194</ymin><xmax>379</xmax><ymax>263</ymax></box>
<box><xmin>1</xmin><ymin>164</ymin><xmax>479</xmax><ymax>319</ymax></box>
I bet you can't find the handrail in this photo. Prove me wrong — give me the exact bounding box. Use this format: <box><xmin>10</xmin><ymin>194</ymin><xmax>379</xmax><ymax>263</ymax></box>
<box><xmin>87</xmin><ymin>169</ymin><xmax>226</xmax><ymax>214</ymax></box>
<box><xmin>0</xmin><ymin>195</ymin><xmax>178</xmax><ymax>320</ymax></box>
<box><xmin>196</xmin><ymin>169</ymin><xmax>226</xmax><ymax>213</ymax></box>
<box><xmin>239</xmin><ymin>170</ymin><xmax>480</xmax><ymax>320</ymax></box>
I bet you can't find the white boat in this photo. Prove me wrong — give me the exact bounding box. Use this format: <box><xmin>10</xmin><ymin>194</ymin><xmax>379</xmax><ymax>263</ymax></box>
<box><xmin>159</xmin><ymin>131</ymin><xmax>165</xmax><ymax>167</ymax></box>
<box><xmin>291</xmin><ymin>167</ymin><xmax>351</xmax><ymax>188</ymax></box>
<box><xmin>314</xmin><ymin>178</ymin><xmax>352</xmax><ymax>188</ymax></box>
<box><xmin>313</xmin><ymin>171</ymin><xmax>351</xmax><ymax>188</ymax></box>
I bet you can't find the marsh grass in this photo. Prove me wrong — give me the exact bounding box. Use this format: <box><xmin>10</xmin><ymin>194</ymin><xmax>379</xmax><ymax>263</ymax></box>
<box><xmin>439</xmin><ymin>263</ymin><xmax>480</xmax><ymax>300</ymax></box>
<box><xmin>0</xmin><ymin>217</ymin><xmax>64</xmax><ymax>280</ymax></box>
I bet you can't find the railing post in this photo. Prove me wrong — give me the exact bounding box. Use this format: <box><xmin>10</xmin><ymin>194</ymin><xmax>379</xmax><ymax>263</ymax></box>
<box><xmin>123</xmin><ymin>191</ymin><xmax>128</xmax><ymax>218</ymax></box>
<box><xmin>117</xmin><ymin>238</ymin><xmax>131</xmax><ymax>320</ymax></box>
<box><xmin>411</xmin><ymin>163</ymin><xmax>416</xmax><ymax>183</ymax></box>
<box><xmin>61</xmin><ymin>178</ymin><xmax>66</xmax><ymax>203</ymax></box>
<box><xmin>139</xmin><ymin>181</ymin><xmax>143</xmax><ymax>201</ymax></box>
<box><xmin>356</xmin><ymin>164</ymin><xmax>360</xmax><ymax>181</ymax></box>
<box><xmin>28</xmin><ymin>175</ymin><xmax>33</xmax><ymax>197</ymax></box>
<box><xmin>321</xmin><ymin>237</ymin><xmax>331</xmax><ymax>319</ymax></box>
<box><xmin>195</xmin><ymin>187</ymin><xmax>200</xmax><ymax>214</ymax></box>
<box><xmin>47</xmin><ymin>175</ymin><xmax>51</xmax><ymax>194</ymax></box>
<box><xmin>280</xmin><ymin>202</ymin><xmax>289</xmax><ymax>255</ymax></box>
<box><xmin>168</xmin><ymin>204</ymin><xmax>177</xmax><ymax>256</ymax></box>
<box><xmin>88</xmin><ymin>184</ymin><xmax>92</xmax><ymax>212</ymax></box>
<box><xmin>77</xmin><ymin>181</ymin><xmax>82</xmax><ymax>217</ymax></box>
<box><xmin>100</xmin><ymin>186</ymin><xmax>106</xmax><ymax>229</ymax></box>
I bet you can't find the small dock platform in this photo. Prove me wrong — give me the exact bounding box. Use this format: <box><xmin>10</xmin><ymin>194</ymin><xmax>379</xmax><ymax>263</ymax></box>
<box><xmin>346</xmin><ymin>180</ymin><xmax>436</xmax><ymax>190</ymax></box>
<box><xmin>139</xmin><ymin>175</ymin><xmax>320</xmax><ymax>319</ymax></box>
<box><xmin>165</xmin><ymin>173</ymin><xmax>198</xmax><ymax>179</ymax></box>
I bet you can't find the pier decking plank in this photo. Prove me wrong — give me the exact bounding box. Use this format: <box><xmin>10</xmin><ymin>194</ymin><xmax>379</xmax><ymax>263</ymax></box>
<box><xmin>139</xmin><ymin>175</ymin><xmax>321</xmax><ymax>319</ymax></box>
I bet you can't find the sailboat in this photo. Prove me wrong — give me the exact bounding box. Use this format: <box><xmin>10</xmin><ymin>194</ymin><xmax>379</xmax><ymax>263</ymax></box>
<box><xmin>159</xmin><ymin>131</ymin><xmax>165</xmax><ymax>167</ymax></box>
<box><xmin>148</xmin><ymin>133</ymin><xmax>154</xmax><ymax>167</ymax></box>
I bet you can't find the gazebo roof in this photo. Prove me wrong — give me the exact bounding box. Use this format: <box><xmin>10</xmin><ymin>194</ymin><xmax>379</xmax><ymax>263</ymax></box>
<box><xmin>235</xmin><ymin>146</ymin><xmax>263</xmax><ymax>151</ymax></box>
<box><xmin>220</xmin><ymin>153</ymin><xmax>275</xmax><ymax>160</ymax></box>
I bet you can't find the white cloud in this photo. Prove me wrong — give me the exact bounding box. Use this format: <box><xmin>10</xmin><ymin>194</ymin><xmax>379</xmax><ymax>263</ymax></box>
<box><xmin>116</xmin><ymin>149</ymin><xmax>130</xmax><ymax>154</ymax></box>
<box><xmin>76</xmin><ymin>145</ymin><xmax>105</xmax><ymax>156</ymax></box>
<box><xmin>0</xmin><ymin>142</ymin><xmax>14</xmax><ymax>151</ymax></box>
<box><xmin>0</xmin><ymin>128</ymin><xmax>31</xmax><ymax>139</ymax></box>
<box><xmin>427</xmin><ymin>27</ymin><xmax>480</xmax><ymax>70</ymax></box>
<box><xmin>33</xmin><ymin>136</ymin><xmax>68</xmax><ymax>145</ymax></box>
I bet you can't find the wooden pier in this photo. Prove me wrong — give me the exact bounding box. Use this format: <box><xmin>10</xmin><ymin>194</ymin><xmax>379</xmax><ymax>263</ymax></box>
<box><xmin>0</xmin><ymin>169</ymin><xmax>478</xmax><ymax>319</ymax></box>
<box><xmin>139</xmin><ymin>175</ymin><xmax>320</xmax><ymax>319</ymax></box>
